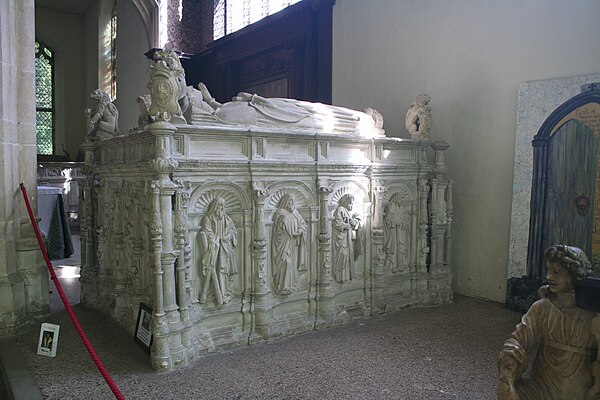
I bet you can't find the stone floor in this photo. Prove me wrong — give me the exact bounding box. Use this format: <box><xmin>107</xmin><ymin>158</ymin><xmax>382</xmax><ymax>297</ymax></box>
<box><xmin>9</xmin><ymin>234</ymin><xmax>523</xmax><ymax>399</ymax></box>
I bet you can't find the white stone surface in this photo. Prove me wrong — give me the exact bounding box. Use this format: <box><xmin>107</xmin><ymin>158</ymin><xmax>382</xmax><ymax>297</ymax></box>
<box><xmin>79</xmin><ymin>98</ymin><xmax>453</xmax><ymax>370</ymax></box>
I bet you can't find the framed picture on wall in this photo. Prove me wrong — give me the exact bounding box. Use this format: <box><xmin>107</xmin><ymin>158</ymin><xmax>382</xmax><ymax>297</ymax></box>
<box><xmin>134</xmin><ymin>303</ymin><xmax>153</xmax><ymax>353</ymax></box>
<box><xmin>37</xmin><ymin>323</ymin><xmax>60</xmax><ymax>358</ymax></box>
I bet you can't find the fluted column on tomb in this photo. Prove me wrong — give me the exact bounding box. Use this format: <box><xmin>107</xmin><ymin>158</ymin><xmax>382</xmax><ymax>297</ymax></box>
<box><xmin>150</xmin><ymin>181</ymin><xmax>170</xmax><ymax>370</ymax></box>
<box><xmin>251</xmin><ymin>182</ymin><xmax>273</xmax><ymax>338</ymax></box>
<box><xmin>149</xmin><ymin>120</ymin><xmax>184</xmax><ymax>368</ymax></box>
<box><xmin>369</xmin><ymin>177</ymin><xmax>386</xmax><ymax>312</ymax></box>
<box><xmin>174</xmin><ymin>181</ymin><xmax>194</xmax><ymax>361</ymax></box>
<box><xmin>316</xmin><ymin>180</ymin><xmax>334</xmax><ymax>326</ymax></box>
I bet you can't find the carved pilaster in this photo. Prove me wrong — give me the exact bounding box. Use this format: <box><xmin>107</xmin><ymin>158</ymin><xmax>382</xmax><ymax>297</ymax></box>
<box><xmin>112</xmin><ymin>187</ymin><xmax>129</xmax><ymax>322</ymax></box>
<box><xmin>431</xmin><ymin>141</ymin><xmax>450</xmax><ymax>176</ymax></box>
<box><xmin>316</xmin><ymin>180</ymin><xmax>334</xmax><ymax>326</ymax></box>
<box><xmin>251</xmin><ymin>182</ymin><xmax>273</xmax><ymax>339</ymax></box>
<box><xmin>174</xmin><ymin>181</ymin><xmax>194</xmax><ymax>362</ymax></box>
<box><xmin>149</xmin><ymin>182</ymin><xmax>169</xmax><ymax>371</ymax></box>
<box><xmin>369</xmin><ymin>178</ymin><xmax>386</xmax><ymax>312</ymax></box>
<box><xmin>446</xmin><ymin>180</ymin><xmax>453</xmax><ymax>269</ymax></box>
<box><xmin>418</xmin><ymin>181</ymin><xmax>430</xmax><ymax>269</ymax></box>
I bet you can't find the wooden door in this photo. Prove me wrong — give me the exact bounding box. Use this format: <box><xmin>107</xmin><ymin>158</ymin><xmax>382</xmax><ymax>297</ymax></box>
<box><xmin>543</xmin><ymin>119</ymin><xmax>597</xmax><ymax>259</ymax></box>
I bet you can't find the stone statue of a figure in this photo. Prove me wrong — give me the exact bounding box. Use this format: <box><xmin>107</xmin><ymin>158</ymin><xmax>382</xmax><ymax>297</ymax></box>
<box><xmin>405</xmin><ymin>94</ymin><xmax>431</xmax><ymax>140</ymax></box>
<box><xmin>271</xmin><ymin>194</ymin><xmax>307</xmax><ymax>295</ymax></box>
<box><xmin>498</xmin><ymin>245</ymin><xmax>598</xmax><ymax>400</ymax></box>
<box><xmin>213</xmin><ymin>92</ymin><xmax>384</xmax><ymax>135</ymax></box>
<box><xmin>332</xmin><ymin>194</ymin><xmax>362</xmax><ymax>283</ymax></box>
<box><xmin>177</xmin><ymin>82</ymin><xmax>384</xmax><ymax>136</ymax></box>
<box><xmin>383</xmin><ymin>193</ymin><xmax>410</xmax><ymax>273</ymax></box>
<box><xmin>84</xmin><ymin>89</ymin><xmax>119</xmax><ymax>140</ymax></box>
<box><xmin>197</xmin><ymin>198</ymin><xmax>238</xmax><ymax>305</ymax></box>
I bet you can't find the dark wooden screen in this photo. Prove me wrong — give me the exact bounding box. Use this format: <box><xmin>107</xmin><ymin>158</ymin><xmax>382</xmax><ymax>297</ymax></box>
<box><xmin>182</xmin><ymin>0</ymin><xmax>334</xmax><ymax>105</ymax></box>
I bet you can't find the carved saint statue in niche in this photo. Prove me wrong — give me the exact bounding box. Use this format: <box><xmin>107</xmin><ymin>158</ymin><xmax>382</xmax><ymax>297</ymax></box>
<box><xmin>498</xmin><ymin>245</ymin><xmax>598</xmax><ymax>400</ymax></box>
<box><xmin>383</xmin><ymin>193</ymin><xmax>411</xmax><ymax>273</ymax></box>
<box><xmin>405</xmin><ymin>94</ymin><xmax>431</xmax><ymax>140</ymax></box>
<box><xmin>197</xmin><ymin>198</ymin><xmax>238</xmax><ymax>305</ymax></box>
<box><xmin>332</xmin><ymin>194</ymin><xmax>362</xmax><ymax>283</ymax></box>
<box><xmin>84</xmin><ymin>89</ymin><xmax>119</xmax><ymax>140</ymax></box>
<box><xmin>271</xmin><ymin>194</ymin><xmax>307</xmax><ymax>295</ymax></box>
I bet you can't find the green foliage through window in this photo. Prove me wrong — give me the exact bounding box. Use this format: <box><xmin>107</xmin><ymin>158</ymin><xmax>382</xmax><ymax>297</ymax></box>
<box><xmin>35</xmin><ymin>40</ymin><xmax>54</xmax><ymax>155</ymax></box>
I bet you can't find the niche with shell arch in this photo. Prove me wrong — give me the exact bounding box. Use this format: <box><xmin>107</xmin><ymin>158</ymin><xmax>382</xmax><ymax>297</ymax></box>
<box><xmin>188</xmin><ymin>183</ymin><xmax>250</xmax><ymax>306</ymax></box>
<box><xmin>383</xmin><ymin>181</ymin><xmax>418</xmax><ymax>273</ymax></box>
<box><xmin>329</xmin><ymin>181</ymin><xmax>369</xmax><ymax>283</ymax></box>
<box><xmin>266</xmin><ymin>181</ymin><xmax>315</xmax><ymax>296</ymax></box>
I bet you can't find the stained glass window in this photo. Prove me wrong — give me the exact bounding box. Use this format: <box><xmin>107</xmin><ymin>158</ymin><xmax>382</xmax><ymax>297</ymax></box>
<box><xmin>35</xmin><ymin>41</ymin><xmax>54</xmax><ymax>155</ymax></box>
<box><xmin>110</xmin><ymin>1</ymin><xmax>117</xmax><ymax>101</ymax></box>
<box><xmin>213</xmin><ymin>0</ymin><xmax>302</xmax><ymax>40</ymax></box>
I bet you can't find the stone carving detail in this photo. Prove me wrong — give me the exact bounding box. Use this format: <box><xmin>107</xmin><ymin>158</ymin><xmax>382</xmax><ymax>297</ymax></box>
<box><xmin>197</xmin><ymin>197</ymin><xmax>238</xmax><ymax>304</ymax></box>
<box><xmin>78</xmin><ymin>50</ymin><xmax>454</xmax><ymax>371</ymax></box>
<box><xmin>271</xmin><ymin>193</ymin><xmax>307</xmax><ymax>295</ymax></box>
<box><xmin>85</xmin><ymin>89</ymin><xmax>119</xmax><ymax>140</ymax></box>
<box><xmin>384</xmin><ymin>191</ymin><xmax>411</xmax><ymax>273</ymax></box>
<box><xmin>135</xmin><ymin>95</ymin><xmax>152</xmax><ymax>130</ymax></box>
<box><xmin>498</xmin><ymin>245</ymin><xmax>597</xmax><ymax>400</ymax></box>
<box><xmin>147</xmin><ymin>48</ymin><xmax>187</xmax><ymax>124</ymax></box>
<box><xmin>332</xmin><ymin>193</ymin><xmax>362</xmax><ymax>283</ymax></box>
<box><xmin>405</xmin><ymin>94</ymin><xmax>431</xmax><ymax>140</ymax></box>
<box><xmin>214</xmin><ymin>92</ymin><xmax>384</xmax><ymax>136</ymax></box>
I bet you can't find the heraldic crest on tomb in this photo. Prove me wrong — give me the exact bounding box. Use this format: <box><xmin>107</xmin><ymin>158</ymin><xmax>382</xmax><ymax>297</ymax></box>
<box><xmin>78</xmin><ymin>49</ymin><xmax>452</xmax><ymax>371</ymax></box>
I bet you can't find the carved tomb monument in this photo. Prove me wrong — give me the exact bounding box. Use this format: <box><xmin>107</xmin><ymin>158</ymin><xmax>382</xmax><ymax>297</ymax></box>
<box><xmin>78</xmin><ymin>49</ymin><xmax>453</xmax><ymax>371</ymax></box>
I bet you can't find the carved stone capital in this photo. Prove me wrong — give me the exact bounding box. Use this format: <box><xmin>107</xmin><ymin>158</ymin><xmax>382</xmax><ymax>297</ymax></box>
<box><xmin>150</xmin><ymin>157</ymin><xmax>178</xmax><ymax>174</ymax></box>
<box><xmin>251</xmin><ymin>182</ymin><xmax>269</xmax><ymax>203</ymax></box>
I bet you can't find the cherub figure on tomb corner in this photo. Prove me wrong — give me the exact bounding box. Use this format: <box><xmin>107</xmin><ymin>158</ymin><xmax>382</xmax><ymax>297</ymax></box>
<box><xmin>498</xmin><ymin>245</ymin><xmax>598</xmax><ymax>400</ymax></box>
<box><xmin>197</xmin><ymin>198</ymin><xmax>238</xmax><ymax>305</ymax></box>
<box><xmin>85</xmin><ymin>89</ymin><xmax>119</xmax><ymax>140</ymax></box>
<box><xmin>405</xmin><ymin>94</ymin><xmax>431</xmax><ymax>140</ymax></box>
<box><xmin>332</xmin><ymin>194</ymin><xmax>362</xmax><ymax>283</ymax></box>
<box><xmin>383</xmin><ymin>192</ymin><xmax>411</xmax><ymax>273</ymax></box>
<box><xmin>271</xmin><ymin>194</ymin><xmax>307</xmax><ymax>295</ymax></box>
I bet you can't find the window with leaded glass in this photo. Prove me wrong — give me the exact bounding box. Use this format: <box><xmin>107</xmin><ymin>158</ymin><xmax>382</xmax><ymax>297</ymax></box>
<box><xmin>35</xmin><ymin>41</ymin><xmax>54</xmax><ymax>156</ymax></box>
<box><xmin>213</xmin><ymin>0</ymin><xmax>302</xmax><ymax>40</ymax></box>
<box><xmin>110</xmin><ymin>1</ymin><xmax>117</xmax><ymax>101</ymax></box>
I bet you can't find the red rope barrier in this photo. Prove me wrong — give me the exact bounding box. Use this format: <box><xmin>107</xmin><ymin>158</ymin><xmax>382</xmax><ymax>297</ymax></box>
<box><xmin>20</xmin><ymin>183</ymin><xmax>125</xmax><ymax>400</ymax></box>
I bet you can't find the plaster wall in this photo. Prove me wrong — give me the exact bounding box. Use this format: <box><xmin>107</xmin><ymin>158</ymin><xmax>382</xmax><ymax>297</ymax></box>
<box><xmin>84</xmin><ymin>0</ymin><xmax>100</xmax><ymax>99</ymax></box>
<box><xmin>35</xmin><ymin>7</ymin><xmax>86</xmax><ymax>160</ymax></box>
<box><xmin>113</xmin><ymin>0</ymin><xmax>151</xmax><ymax>134</ymax></box>
<box><xmin>332</xmin><ymin>0</ymin><xmax>600</xmax><ymax>301</ymax></box>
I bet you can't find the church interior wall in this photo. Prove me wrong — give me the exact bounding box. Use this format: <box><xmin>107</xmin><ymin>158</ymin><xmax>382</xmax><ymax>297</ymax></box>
<box><xmin>35</xmin><ymin>7</ymin><xmax>86</xmax><ymax>159</ymax></box>
<box><xmin>332</xmin><ymin>0</ymin><xmax>600</xmax><ymax>302</ymax></box>
<box><xmin>112</xmin><ymin>0</ymin><xmax>151</xmax><ymax>134</ymax></box>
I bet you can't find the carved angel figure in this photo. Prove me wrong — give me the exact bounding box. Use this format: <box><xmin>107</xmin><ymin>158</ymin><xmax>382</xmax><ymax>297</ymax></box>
<box><xmin>271</xmin><ymin>194</ymin><xmax>307</xmax><ymax>295</ymax></box>
<box><xmin>405</xmin><ymin>94</ymin><xmax>431</xmax><ymax>140</ymax></box>
<box><xmin>197</xmin><ymin>198</ymin><xmax>238</xmax><ymax>305</ymax></box>
<box><xmin>383</xmin><ymin>193</ymin><xmax>410</xmax><ymax>273</ymax></box>
<box><xmin>332</xmin><ymin>194</ymin><xmax>362</xmax><ymax>283</ymax></box>
<box><xmin>498</xmin><ymin>245</ymin><xmax>598</xmax><ymax>400</ymax></box>
<box><xmin>84</xmin><ymin>89</ymin><xmax>119</xmax><ymax>139</ymax></box>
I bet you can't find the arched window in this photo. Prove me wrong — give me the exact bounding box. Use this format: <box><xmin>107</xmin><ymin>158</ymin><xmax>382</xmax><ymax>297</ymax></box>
<box><xmin>213</xmin><ymin>0</ymin><xmax>302</xmax><ymax>40</ymax></box>
<box><xmin>35</xmin><ymin>40</ymin><xmax>55</xmax><ymax>155</ymax></box>
<box><xmin>110</xmin><ymin>0</ymin><xmax>117</xmax><ymax>100</ymax></box>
